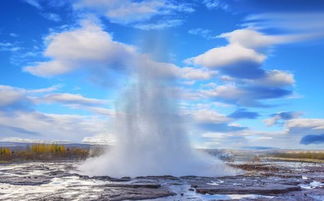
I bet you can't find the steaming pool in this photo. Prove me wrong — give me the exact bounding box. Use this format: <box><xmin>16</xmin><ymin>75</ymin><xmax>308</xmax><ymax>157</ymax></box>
<box><xmin>0</xmin><ymin>161</ymin><xmax>323</xmax><ymax>201</ymax></box>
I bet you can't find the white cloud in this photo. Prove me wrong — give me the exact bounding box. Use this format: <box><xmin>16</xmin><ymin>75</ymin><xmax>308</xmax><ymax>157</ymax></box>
<box><xmin>202</xmin><ymin>85</ymin><xmax>245</xmax><ymax>101</ymax></box>
<box><xmin>0</xmin><ymin>111</ymin><xmax>110</xmax><ymax>142</ymax></box>
<box><xmin>180</xmin><ymin>67</ymin><xmax>215</xmax><ymax>80</ymax></box>
<box><xmin>185</xmin><ymin>28</ymin><xmax>296</xmax><ymax>107</ymax></box>
<box><xmin>0</xmin><ymin>84</ymin><xmax>66</xmax><ymax>111</ymax></box>
<box><xmin>44</xmin><ymin>93</ymin><xmax>106</xmax><ymax>106</ymax></box>
<box><xmin>24</xmin><ymin>18</ymin><xmax>211</xmax><ymax>83</ymax></box>
<box><xmin>24</xmin><ymin>19</ymin><xmax>136</xmax><ymax>77</ymax></box>
<box><xmin>264</xmin><ymin>111</ymin><xmax>302</xmax><ymax>126</ymax></box>
<box><xmin>0</xmin><ymin>84</ymin><xmax>115</xmax><ymax>142</ymax></box>
<box><xmin>74</xmin><ymin>0</ymin><xmax>193</xmax><ymax>28</ymax></box>
<box><xmin>185</xmin><ymin>29</ymin><xmax>280</xmax><ymax>70</ymax></box>
<box><xmin>185</xmin><ymin>28</ymin><xmax>308</xmax><ymax>75</ymax></box>
<box><xmin>186</xmin><ymin>44</ymin><xmax>265</xmax><ymax>69</ymax></box>
<box><xmin>286</xmin><ymin>118</ymin><xmax>324</xmax><ymax>135</ymax></box>
<box><xmin>192</xmin><ymin>109</ymin><xmax>231</xmax><ymax>124</ymax></box>
<box><xmin>40</xmin><ymin>92</ymin><xmax>115</xmax><ymax>116</ymax></box>
<box><xmin>28</xmin><ymin>85</ymin><xmax>61</xmax><ymax>93</ymax></box>
<box><xmin>0</xmin><ymin>85</ymin><xmax>114</xmax><ymax>117</ymax></box>
<box><xmin>253</xmin><ymin>70</ymin><xmax>295</xmax><ymax>87</ymax></box>
<box><xmin>201</xmin><ymin>83</ymin><xmax>292</xmax><ymax>107</ymax></box>
<box><xmin>0</xmin><ymin>85</ymin><xmax>32</xmax><ymax>111</ymax></box>
<box><xmin>218</xmin><ymin>29</ymin><xmax>280</xmax><ymax>49</ymax></box>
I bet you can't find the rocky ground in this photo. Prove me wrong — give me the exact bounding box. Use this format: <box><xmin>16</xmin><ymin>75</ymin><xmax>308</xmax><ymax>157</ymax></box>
<box><xmin>0</xmin><ymin>161</ymin><xmax>323</xmax><ymax>201</ymax></box>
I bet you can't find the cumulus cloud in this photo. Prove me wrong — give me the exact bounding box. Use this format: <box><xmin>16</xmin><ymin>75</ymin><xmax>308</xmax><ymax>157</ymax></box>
<box><xmin>265</xmin><ymin>111</ymin><xmax>302</xmax><ymax>126</ymax></box>
<box><xmin>251</xmin><ymin>70</ymin><xmax>295</xmax><ymax>87</ymax></box>
<box><xmin>0</xmin><ymin>111</ymin><xmax>110</xmax><ymax>142</ymax></box>
<box><xmin>24</xmin><ymin>19</ymin><xmax>136</xmax><ymax>77</ymax></box>
<box><xmin>41</xmin><ymin>93</ymin><xmax>116</xmax><ymax>116</ymax></box>
<box><xmin>286</xmin><ymin>118</ymin><xmax>324</xmax><ymax>135</ymax></box>
<box><xmin>137</xmin><ymin>57</ymin><xmax>215</xmax><ymax>81</ymax></box>
<box><xmin>159</xmin><ymin>64</ymin><xmax>215</xmax><ymax>80</ymax></box>
<box><xmin>186</xmin><ymin>44</ymin><xmax>266</xmax><ymax>79</ymax></box>
<box><xmin>0</xmin><ymin>84</ymin><xmax>114</xmax><ymax>142</ymax></box>
<box><xmin>73</xmin><ymin>0</ymin><xmax>193</xmax><ymax>29</ymax></box>
<box><xmin>0</xmin><ymin>84</ymin><xmax>113</xmax><ymax>118</ymax></box>
<box><xmin>24</xmin><ymin>18</ymin><xmax>214</xmax><ymax>84</ymax></box>
<box><xmin>190</xmin><ymin>109</ymin><xmax>246</xmax><ymax>132</ymax></box>
<box><xmin>185</xmin><ymin>29</ymin><xmax>293</xmax><ymax>80</ymax></box>
<box><xmin>193</xmin><ymin>109</ymin><xmax>231</xmax><ymax>124</ymax></box>
<box><xmin>186</xmin><ymin>28</ymin><xmax>296</xmax><ymax>107</ymax></box>
<box><xmin>218</xmin><ymin>29</ymin><xmax>281</xmax><ymax>50</ymax></box>
<box><xmin>202</xmin><ymin>84</ymin><xmax>291</xmax><ymax>107</ymax></box>
<box><xmin>186</xmin><ymin>28</ymin><xmax>299</xmax><ymax>81</ymax></box>
<box><xmin>0</xmin><ymin>85</ymin><xmax>34</xmax><ymax>112</ymax></box>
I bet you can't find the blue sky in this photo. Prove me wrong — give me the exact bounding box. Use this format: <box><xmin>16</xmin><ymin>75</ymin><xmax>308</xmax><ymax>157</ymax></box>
<box><xmin>1</xmin><ymin>0</ymin><xmax>324</xmax><ymax>149</ymax></box>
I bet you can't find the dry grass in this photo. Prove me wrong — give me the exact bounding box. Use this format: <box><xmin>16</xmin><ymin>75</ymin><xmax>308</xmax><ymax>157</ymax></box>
<box><xmin>0</xmin><ymin>144</ymin><xmax>90</xmax><ymax>163</ymax></box>
<box><xmin>271</xmin><ymin>151</ymin><xmax>324</xmax><ymax>160</ymax></box>
<box><xmin>264</xmin><ymin>157</ymin><xmax>324</xmax><ymax>163</ymax></box>
<box><xmin>229</xmin><ymin>163</ymin><xmax>280</xmax><ymax>172</ymax></box>
<box><xmin>262</xmin><ymin>151</ymin><xmax>324</xmax><ymax>163</ymax></box>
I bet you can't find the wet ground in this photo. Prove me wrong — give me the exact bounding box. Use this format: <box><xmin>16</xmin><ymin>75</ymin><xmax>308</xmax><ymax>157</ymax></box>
<box><xmin>0</xmin><ymin>161</ymin><xmax>323</xmax><ymax>200</ymax></box>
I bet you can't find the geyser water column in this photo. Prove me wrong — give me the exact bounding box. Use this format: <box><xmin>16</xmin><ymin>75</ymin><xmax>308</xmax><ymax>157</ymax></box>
<box><xmin>79</xmin><ymin>35</ymin><xmax>233</xmax><ymax>177</ymax></box>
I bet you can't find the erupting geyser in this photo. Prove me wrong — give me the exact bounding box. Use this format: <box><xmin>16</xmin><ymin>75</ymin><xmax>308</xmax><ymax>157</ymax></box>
<box><xmin>79</xmin><ymin>36</ymin><xmax>234</xmax><ymax>177</ymax></box>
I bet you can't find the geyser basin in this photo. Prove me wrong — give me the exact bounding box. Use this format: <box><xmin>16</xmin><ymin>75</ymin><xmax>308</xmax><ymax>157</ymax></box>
<box><xmin>79</xmin><ymin>37</ymin><xmax>235</xmax><ymax>177</ymax></box>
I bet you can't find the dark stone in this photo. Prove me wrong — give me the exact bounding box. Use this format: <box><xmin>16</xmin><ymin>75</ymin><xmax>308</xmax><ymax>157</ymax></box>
<box><xmin>91</xmin><ymin>176</ymin><xmax>132</xmax><ymax>182</ymax></box>
<box><xmin>102</xmin><ymin>183</ymin><xmax>161</xmax><ymax>189</ymax></box>
<box><xmin>0</xmin><ymin>175</ymin><xmax>52</xmax><ymax>185</ymax></box>
<box><xmin>195</xmin><ymin>183</ymin><xmax>300</xmax><ymax>195</ymax></box>
<box><xmin>96</xmin><ymin>187</ymin><xmax>176</xmax><ymax>201</ymax></box>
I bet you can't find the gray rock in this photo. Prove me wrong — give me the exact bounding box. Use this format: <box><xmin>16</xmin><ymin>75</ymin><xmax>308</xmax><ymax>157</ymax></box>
<box><xmin>96</xmin><ymin>186</ymin><xmax>176</xmax><ymax>201</ymax></box>
<box><xmin>0</xmin><ymin>175</ymin><xmax>52</xmax><ymax>185</ymax></box>
<box><xmin>195</xmin><ymin>183</ymin><xmax>300</xmax><ymax>195</ymax></box>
